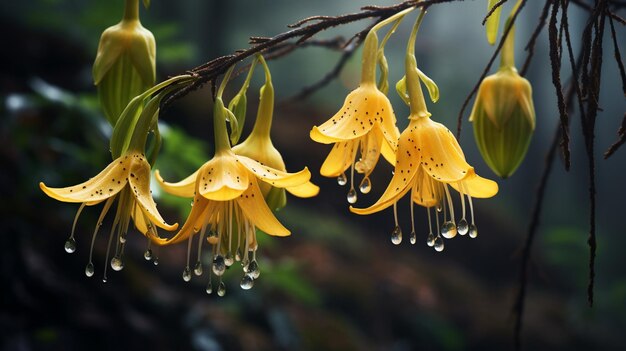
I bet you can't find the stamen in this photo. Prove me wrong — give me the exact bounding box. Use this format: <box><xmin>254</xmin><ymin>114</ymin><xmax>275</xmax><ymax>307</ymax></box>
<box><xmin>426</xmin><ymin>207</ymin><xmax>435</xmax><ymax>247</ymax></box>
<box><xmin>457</xmin><ymin>183</ymin><xmax>469</xmax><ymax>235</ymax></box>
<box><xmin>182</xmin><ymin>234</ymin><xmax>193</xmax><ymax>282</ymax></box>
<box><xmin>144</xmin><ymin>237</ymin><xmax>153</xmax><ymax>261</ymax></box>
<box><xmin>65</xmin><ymin>203</ymin><xmax>86</xmax><ymax>253</ymax></box>
<box><xmin>434</xmin><ymin>205</ymin><xmax>444</xmax><ymax>252</ymax></box>
<box><xmin>347</xmin><ymin>162</ymin><xmax>357</xmax><ymax>204</ymax></box>
<box><xmin>194</xmin><ymin>224</ymin><xmax>208</xmax><ymax>275</ymax></box>
<box><xmin>86</xmin><ymin>197</ymin><xmax>115</xmax><ymax>277</ymax></box>
<box><xmin>102</xmin><ymin>214</ymin><xmax>119</xmax><ymax>282</ymax></box>
<box><xmin>444</xmin><ymin>185</ymin><xmax>455</xmax><ymax>223</ymax></box>
<box><xmin>440</xmin><ymin>185</ymin><xmax>458</xmax><ymax>239</ymax></box>
<box><xmin>391</xmin><ymin>202</ymin><xmax>402</xmax><ymax>245</ymax></box>
<box><xmin>409</xmin><ymin>187</ymin><xmax>416</xmax><ymax>244</ymax></box>
<box><xmin>466</xmin><ymin>190</ymin><xmax>478</xmax><ymax>238</ymax></box>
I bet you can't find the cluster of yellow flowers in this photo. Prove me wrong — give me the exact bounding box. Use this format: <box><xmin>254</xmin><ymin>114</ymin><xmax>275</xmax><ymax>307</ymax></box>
<box><xmin>40</xmin><ymin>1</ymin><xmax>535</xmax><ymax>294</ymax></box>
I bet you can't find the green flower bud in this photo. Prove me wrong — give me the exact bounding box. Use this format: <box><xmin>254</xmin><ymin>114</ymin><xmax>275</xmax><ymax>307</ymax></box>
<box><xmin>93</xmin><ymin>0</ymin><xmax>156</xmax><ymax>126</ymax></box>
<box><xmin>470</xmin><ymin>68</ymin><xmax>536</xmax><ymax>178</ymax></box>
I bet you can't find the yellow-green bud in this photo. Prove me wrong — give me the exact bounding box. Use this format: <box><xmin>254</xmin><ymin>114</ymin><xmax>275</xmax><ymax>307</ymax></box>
<box><xmin>470</xmin><ymin>68</ymin><xmax>535</xmax><ymax>178</ymax></box>
<box><xmin>93</xmin><ymin>0</ymin><xmax>156</xmax><ymax>126</ymax></box>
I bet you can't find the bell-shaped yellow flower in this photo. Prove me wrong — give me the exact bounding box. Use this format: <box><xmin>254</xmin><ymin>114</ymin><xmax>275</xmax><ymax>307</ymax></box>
<box><xmin>310</xmin><ymin>18</ymin><xmax>403</xmax><ymax>204</ymax></box>
<box><xmin>352</xmin><ymin>9</ymin><xmax>498</xmax><ymax>251</ymax></box>
<box><xmin>155</xmin><ymin>93</ymin><xmax>311</xmax><ymax>296</ymax></box>
<box><xmin>233</xmin><ymin>55</ymin><xmax>318</xmax><ymax>211</ymax></box>
<box><xmin>40</xmin><ymin>151</ymin><xmax>178</xmax><ymax>279</ymax></box>
<box><xmin>93</xmin><ymin>0</ymin><xmax>156</xmax><ymax>126</ymax></box>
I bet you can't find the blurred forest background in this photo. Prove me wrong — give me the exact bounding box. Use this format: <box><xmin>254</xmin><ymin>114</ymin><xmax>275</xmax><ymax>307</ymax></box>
<box><xmin>1</xmin><ymin>0</ymin><xmax>625</xmax><ymax>350</ymax></box>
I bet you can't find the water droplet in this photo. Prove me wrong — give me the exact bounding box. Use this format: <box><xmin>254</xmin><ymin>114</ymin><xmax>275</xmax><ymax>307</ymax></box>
<box><xmin>457</xmin><ymin>218</ymin><xmax>469</xmax><ymax>235</ymax></box>
<box><xmin>144</xmin><ymin>249</ymin><xmax>153</xmax><ymax>261</ymax></box>
<box><xmin>64</xmin><ymin>238</ymin><xmax>76</xmax><ymax>253</ymax></box>
<box><xmin>427</xmin><ymin>233</ymin><xmax>435</xmax><ymax>247</ymax></box>
<box><xmin>469</xmin><ymin>224</ymin><xmax>478</xmax><ymax>238</ymax></box>
<box><xmin>206</xmin><ymin>282</ymin><xmax>213</xmax><ymax>294</ymax></box>
<box><xmin>359</xmin><ymin>177</ymin><xmax>371</xmax><ymax>194</ymax></box>
<box><xmin>194</xmin><ymin>261</ymin><xmax>203</xmax><ymax>276</ymax></box>
<box><xmin>436</xmin><ymin>203</ymin><xmax>443</xmax><ymax>212</ymax></box>
<box><xmin>212</xmin><ymin>255</ymin><xmax>226</xmax><ymax>276</ymax></box>
<box><xmin>240</xmin><ymin>275</ymin><xmax>254</xmax><ymax>290</ymax></box>
<box><xmin>182</xmin><ymin>266</ymin><xmax>192</xmax><ymax>282</ymax></box>
<box><xmin>102</xmin><ymin>277</ymin><xmax>108</xmax><ymax>283</ymax></box>
<box><xmin>224</xmin><ymin>253</ymin><xmax>234</xmax><ymax>267</ymax></box>
<box><xmin>235</xmin><ymin>248</ymin><xmax>243</xmax><ymax>261</ymax></box>
<box><xmin>434</xmin><ymin>237</ymin><xmax>445</xmax><ymax>252</ymax></box>
<box><xmin>441</xmin><ymin>221</ymin><xmax>457</xmax><ymax>239</ymax></box>
<box><xmin>410</xmin><ymin>231</ymin><xmax>416</xmax><ymax>245</ymax></box>
<box><xmin>391</xmin><ymin>226</ymin><xmax>402</xmax><ymax>245</ymax></box>
<box><xmin>85</xmin><ymin>262</ymin><xmax>95</xmax><ymax>277</ymax></box>
<box><xmin>217</xmin><ymin>281</ymin><xmax>226</xmax><ymax>297</ymax></box>
<box><xmin>153</xmin><ymin>257</ymin><xmax>159</xmax><ymax>266</ymax></box>
<box><xmin>190</xmin><ymin>201</ymin><xmax>194</xmax><ymax>207</ymax></box>
<box><xmin>347</xmin><ymin>188</ymin><xmax>357</xmax><ymax>204</ymax></box>
<box><xmin>246</xmin><ymin>260</ymin><xmax>260</xmax><ymax>279</ymax></box>
<box><xmin>337</xmin><ymin>173</ymin><xmax>347</xmax><ymax>186</ymax></box>
<box><xmin>119</xmin><ymin>234</ymin><xmax>126</xmax><ymax>244</ymax></box>
<box><xmin>110</xmin><ymin>256</ymin><xmax>124</xmax><ymax>271</ymax></box>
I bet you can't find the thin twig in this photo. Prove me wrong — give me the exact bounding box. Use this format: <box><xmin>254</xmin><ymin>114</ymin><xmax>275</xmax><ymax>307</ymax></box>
<box><xmin>604</xmin><ymin>113</ymin><xmax>626</xmax><ymax>158</ymax></box>
<box><xmin>607</xmin><ymin>12</ymin><xmax>626</xmax><ymax>96</ymax></box>
<box><xmin>482</xmin><ymin>0</ymin><xmax>508</xmax><ymax>25</ymax></box>
<box><xmin>520</xmin><ymin>0</ymin><xmax>552</xmax><ymax>76</ymax></box>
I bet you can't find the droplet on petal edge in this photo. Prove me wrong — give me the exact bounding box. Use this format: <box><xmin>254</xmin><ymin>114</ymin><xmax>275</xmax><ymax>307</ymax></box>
<box><xmin>391</xmin><ymin>226</ymin><xmax>402</xmax><ymax>245</ymax></box>
<box><xmin>337</xmin><ymin>173</ymin><xmax>348</xmax><ymax>186</ymax></box>
<box><xmin>469</xmin><ymin>224</ymin><xmax>478</xmax><ymax>238</ymax></box>
<box><xmin>457</xmin><ymin>218</ymin><xmax>469</xmax><ymax>235</ymax></box>
<box><xmin>240</xmin><ymin>275</ymin><xmax>254</xmax><ymax>290</ymax></box>
<box><xmin>434</xmin><ymin>237</ymin><xmax>445</xmax><ymax>252</ymax></box>
<box><xmin>441</xmin><ymin>221</ymin><xmax>457</xmax><ymax>239</ymax></box>
<box><xmin>64</xmin><ymin>238</ymin><xmax>77</xmax><ymax>253</ymax></box>
<box><xmin>347</xmin><ymin>188</ymin><xmax>357</xmax><ymax>204</ymax></box>
<box><xmin>85</xmin><ymin>262</ymin><xmax>95</xmax><ymax>277</ymax></box>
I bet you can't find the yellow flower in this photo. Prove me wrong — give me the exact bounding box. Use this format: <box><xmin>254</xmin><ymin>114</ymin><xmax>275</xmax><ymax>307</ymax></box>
<box><xmin>40</xmin><ymin>151</ymin><xmax>178</xmax><ymax>279</ymax></box>
<box><xmin>154</xmin><ymin>94</ymin><xmax>311</xmax><ymax>295</ymax></box>
<box><xmin>233</xmin><ymin>55</ymin><xmax>318</xmax><ymax>211</ymax></box>
<box><xmin>310</xmin><ymin>22</ymin><xmax>401</xmax><ymax>204</ymax></box>
<box><xmin>93</xmin><ymin>0</ymin><xmax>156</xmax><ymax>126</ymax></box>
<box><xmin>351</xmin><ymin>117</ymin><xmax>498</xmax><ymax>250</ymax></box>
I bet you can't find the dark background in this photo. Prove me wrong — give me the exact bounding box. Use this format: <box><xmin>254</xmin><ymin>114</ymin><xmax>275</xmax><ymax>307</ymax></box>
<box><xmin>1</xmin><ymin>1</ymin><xmax>625</xmax><ymax>350</ymax></box>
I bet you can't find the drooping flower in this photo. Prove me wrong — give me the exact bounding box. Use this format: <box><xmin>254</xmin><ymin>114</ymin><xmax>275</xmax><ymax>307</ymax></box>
<box><xmin>233</xmin><ymin>55</ymin><xmax>318</xmax><ymax>211</ymax></box>
<box><xmin>93</xmin><ymin>0</ymin><xmax>156</xmax><ymax>126</ymax></box>
<box><xmin>351</xmin><ymin>9</ymin><xmax>498</xmax><ymax>251</ymax></box>
<box><xmin>154</xmin><ymin>74</ymin><xmax>311</xmax><ymax>295</ymax></box>
<box><xmin>471</xmin><ymin>4</ymin><xmax>535</xmax><ymax>178</ymax></box>
<box><xmin>310</xmin><ymin>9</ymin><xmax>417</xmax><ymax>204</ymax></box>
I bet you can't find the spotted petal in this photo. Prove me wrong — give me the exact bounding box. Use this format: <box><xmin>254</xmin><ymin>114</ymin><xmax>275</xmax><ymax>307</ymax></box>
<box><xmin>40</xmin><ymin>154</ymin><xmax>131</xmax><ymax>203</ymax></box>
<box><xmin>237</xmin><ymin>155</ymin><xmax>310</xmax><ymax>189</ymax></box>
<box><xmin>236</xmin><ymin>178</ymin><xmax>290</xmax><ymax>237</ymax></box>
<box><xmin>155</xmin><ymin>169</ymin><xmax>198</xmax><ymax>198</ymax></box>
<box><xmin>197</xmin><ymin>152</ymin><xmax>249</xmax><ymax>201</ymax></box>
<box><xmin>416</xmin><ymin>118</ymin><xmax>472</xmax><ymax>183</ymax></box>
<box><xmin>128</xmin><ymin>156</ymin><xmax>178</xmax><ymax>231</ymax></box>
<box><xmin>310</xmin><ymin>84</ymin><xmax>393</xmax><ymax>144</ymax></box>
<box><xmin>320</xmin><ymin>141</ymin><xmax>358</xmax><ymax>177</ymax></box>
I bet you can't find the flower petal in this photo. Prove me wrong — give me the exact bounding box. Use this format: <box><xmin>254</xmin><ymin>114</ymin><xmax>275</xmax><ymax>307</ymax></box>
<box><xmin>411</xmin><ymin>167</ymin><xmax>443</xmax><ymax>208</ymax></box>
<box><xmin>417</xmin><ymin>118</ymin><xmax>473</xmax><ymax>183</ymax></box>
<box><xmin>198</xmin><ymin>153</ymin><xmax>249</xmax><ymax>201</ymax></box>
<box><xmin>152</xmin><ymin>196</ymin><xmax>214</xmax><ymax>245</ymax></box>
<box><xmin>128</xmin><ymin>156</ymin><xmax>178</xmax><ymax>231</ymax></box>
<box><xmin>310</xmin><ymin>84</ymin><xmax>391</xmax><ymax>144</ymax></box>
<box><xmin>236</xmin><ymin>178</ymin><xmax>290</xmax><ymax>236</ymax></box>
<box><xmin>320</xmin><ymin>141</ymin><xmax>357</xmax><ymax>177</ymax></box>
<box><xmin>131</xmin><ymin>202</ymin><xmax>149</xmax><ymax>234</ymax></box>
<box><xmin>155</xmin><ymin>169</ymin><xmax>198</xmax><ymax>198</ymax></box>
<box><xmin>354</xmin><ymin>129</ymin><xmax>382</xmax><ymax>176</ymax></box>
<box><xmin>286</xmin><ymin>181</ymin><xmax>320</xmax><ymax>198</ymax></box>
<box><xmin>40</xmin><ymin>154</ymin><xmax>131</xmax><ymax>203</ymax></box>
<box><xmin>237</xmin><ymin>155</ymin><xmax>310</xmax><ymax>189</ymax></box>
<box><xmin>351</xmin><ymin>127</ymin><xmax>421</xmax><ymax>215</ymax></box>
<box><xmin>450</xmin><ymin>172</ymin><xmax>499</xmax><ymax>198</ymax></box>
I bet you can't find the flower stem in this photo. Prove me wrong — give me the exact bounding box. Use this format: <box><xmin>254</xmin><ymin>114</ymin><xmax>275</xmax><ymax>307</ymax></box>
<box><xmin>123</xmin><ymin>0</ymin><xmax>139</xmax><ymax>22</ymax></box>
<box><xmin>500</xmin><ymin>0</ymin><xmax>523</xmax><ymax>70</ymax></box>
<box><xmin>250</xmin><ymin>55</ymin><xmax>274</xmax><ymax>138</ymax></box>
<box><xmin>406</xmin><ymin>9</ymin><xmax>429</xmax><ymax>118</ymax></box>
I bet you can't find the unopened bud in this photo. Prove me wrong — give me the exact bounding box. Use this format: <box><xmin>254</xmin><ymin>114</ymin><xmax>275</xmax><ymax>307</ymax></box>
<box><xmin>470</xmin><ymin>68</ymin><xmax>535</xmax><ymax>178</ymax></box>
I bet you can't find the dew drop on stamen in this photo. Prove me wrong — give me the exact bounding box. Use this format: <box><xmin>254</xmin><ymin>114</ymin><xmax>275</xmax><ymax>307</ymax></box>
<box><xmin>182</xmin><ymin>266</ymin><xmax>192</xmax><ymax>282</ymax></box>
<box><xmin>217</xmin><ymin>281</ymin><xmax>226</xmax><ymax>297</ymax></box>
<box><xmin>224</xmin><ymin>253</ymin><xmax>234</xmax><ymax>267</ymax></box>
<box><xmin>235</xmin><ymin>248</ymin><xmax>243</xmax><ymax>262</ymax></box>
<box><xmin>153</xmin><ymin>257</ymin><xmax>159</xmax><ymax>266</ymax></box>
<box><xmin>337</xmin><ymin>173</ymin><xmax>348</xmax><ymax>186</ymax></box>
<box><xmin>110</xmin><ymin>256</ymin><xmax>124</xmax><ymax>271</ymax></box>
<box><xmin>359</xmin><ymin>177</ymin><xmax>371</xmax><ymax>194</ymax></box>
<box><xmin>206</xmin><ymin>281</ymin><xmax>213</xmax><ymax>294</ymax></box>
<box><xmin>212</xmin><ymin>255</ymin><xmax>226</xmax><ymax>276</ymax></box>
<box><xmin>441</xmin><ymin>221</ymin><xmax>457</xmax><ymax>239</ymax></box>
<box><xmin>240</xmin><ymin>275</ymin><xmax>254</xmax><ymax>290</ymax></box>
<box><xmin>119</xmin><ymin>234</ymin><xmax>126</xmax><ymax>244</ymax></box>
<box><xmin>144</xmin><ymin>249</ymin><xmax>153</xmax><ymax>261</ymax></box>
<box><xmin>410</xmin><ymin>231</ymin><xmax>417</xmax><ymax>245</ymax></box>
<box><xmin>85</xmin><ymin>262</ymin><xmax>95</xmax><ymax>277</ymax></box>
<box><xmin>193</xmin><ymin>261</ymin><xmax>203</xmax><ymax>276</ymax></box>
<box><xmin>347</xmin><ymin>188</ymin><xmax>357</xmax><ymax>204</ymax></box>
<box><xmin>427</xmin><ymin>233</ymin><xmax>435</xmax><ymax>247</ymax></box>
<box><xmin>64</xmin><ymin>237</ymin><xmax>77</xmax><ymax>253</ymax></box>
<box><xmin>391</xmin><ymin>226</ymin><xmax>402</xmax><ymax>245</ymax></box>
<box><xmin>469</xmin><ymin>224</ymin><xmax>478</xmax><ymax>238</ymax></box>
<box><xmin>434</xmin><ymin>237</ymin><xmax>445</xmax><ymax>252</ymax></box>
<box><xmin>246</xmin><ymin>260</ymin><xmax>260</xmax><ymax>279</ymax></box>
<box><xmin>457</xmin><ymin>218</ymin><xmax>469</xmax><ymax>235</ymax></box>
